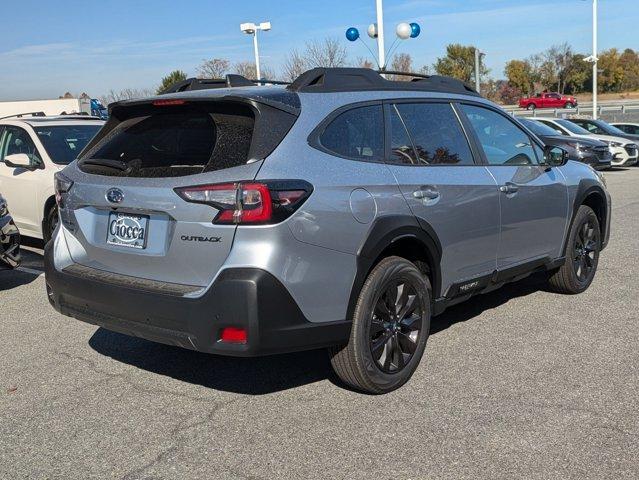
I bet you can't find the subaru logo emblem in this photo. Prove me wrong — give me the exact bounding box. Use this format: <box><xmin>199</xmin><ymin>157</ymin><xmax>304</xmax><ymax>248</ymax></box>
<box><xmin>106</xmin><ymin>188</ymin><xmax>124</xmax><ymax>204</ymax></box>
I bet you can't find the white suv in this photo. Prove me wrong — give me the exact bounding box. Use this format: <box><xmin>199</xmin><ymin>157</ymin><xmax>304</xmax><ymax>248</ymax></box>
<box><xmin>533</xmin><ymin>117</ymin><xmax>638</xmax><ymax>167</ymax></box>
<box><xmin>0</xmin><ymin>116</ymin><xmax>103</xmax><ymax>240</ymax></box>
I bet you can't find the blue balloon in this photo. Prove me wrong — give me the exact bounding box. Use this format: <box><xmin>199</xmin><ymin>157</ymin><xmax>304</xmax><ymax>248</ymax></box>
<box><xmin>410</xmin><ymin>22</ymin><xmax>421</xmax><ymax>38</ymax></box>
<box><xmin>346</xmin><ymin>27</ymin><xmax>360</xmax><ymax>42</ymax></box>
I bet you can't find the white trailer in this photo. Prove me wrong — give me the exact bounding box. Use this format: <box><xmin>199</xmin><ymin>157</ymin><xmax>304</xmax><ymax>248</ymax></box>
<box><xmin>0</xmin><ymin>98</ymin><xmax>91</xmax><ymax>118</ymax></box>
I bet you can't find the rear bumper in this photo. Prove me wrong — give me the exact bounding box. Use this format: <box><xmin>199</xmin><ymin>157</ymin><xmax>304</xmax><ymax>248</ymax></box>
<box><xmin>44</xmin><ymin>244</ymin><xmax>350</xmax><ymax>357</ymax></box>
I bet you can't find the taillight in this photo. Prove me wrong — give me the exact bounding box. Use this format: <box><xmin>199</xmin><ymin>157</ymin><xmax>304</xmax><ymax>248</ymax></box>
<box><xmin>219</xmin><ymin>327</ymin><xmax>247</xmax><ymax>344</ymax></box>
<box><xmin>174</xmin><ymin>180</ymin><xmax>312</xmax><ymax>225</ymax></box>
<box><xmin>54</xmin><ymin>172</ymin><xmax>74</xmax><ymax>207</ymax></box>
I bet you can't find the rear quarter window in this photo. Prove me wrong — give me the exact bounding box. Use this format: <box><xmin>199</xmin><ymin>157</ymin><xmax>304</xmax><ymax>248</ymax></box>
<box><xmin>318</xmin><ymin>104</ymin><xmax>384</xmax><ymax>161</ymax></box>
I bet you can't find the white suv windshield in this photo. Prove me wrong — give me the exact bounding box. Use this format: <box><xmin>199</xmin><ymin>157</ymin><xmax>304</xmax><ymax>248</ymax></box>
<box><xmin>35</xmin><ymin>125</ymin><xmax>101</xmax><ymax>165</ymax></box>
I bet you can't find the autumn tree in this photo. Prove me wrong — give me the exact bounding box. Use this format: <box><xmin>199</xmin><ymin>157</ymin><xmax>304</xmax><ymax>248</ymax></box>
<box><xmin>619</xmin><ymin>48</ymin><xmax>639</xmax><ymax>91</ymax></box>
<box><xmin>157</xmin><ymin>70</ymin><xmax>188</xmax><ymax>94</ymax></box>
<box><xmin>598</xmin><ymin>48</ymin><xmax>625</xmax><ymax>92</ymax></box>
<box><xmin>504</xmin><ymin>60</ymin><xmax>534</xmax><ymax>94</ymax></box>
<box><xmin>434</xmin><ymin>44</ymin><xmax>489</xmax><ymax>84</ymax></box>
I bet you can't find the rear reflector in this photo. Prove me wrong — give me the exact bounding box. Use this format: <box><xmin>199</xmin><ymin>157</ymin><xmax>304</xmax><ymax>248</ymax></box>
<box><xmin>220</xmin><ymin>327</ymin><xmax>247</xmax><ymax>344</ymax></box>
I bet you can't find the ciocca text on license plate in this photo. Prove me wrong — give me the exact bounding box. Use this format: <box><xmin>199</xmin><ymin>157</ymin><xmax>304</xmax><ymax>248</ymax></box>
<box><xmin>106</xmin><ymin>212</ymin><xmax>149</xmax><ymax>249</ymax></box>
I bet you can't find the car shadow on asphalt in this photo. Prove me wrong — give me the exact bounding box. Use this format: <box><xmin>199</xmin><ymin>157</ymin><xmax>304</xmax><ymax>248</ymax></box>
<box><xmin>0</xmin><ymin>268</ymin><xmax>41</xmax><ymax>290</ymax></box>
<box><xmin>87</xmin><ymin>273</ymin><xmax>550</xmax><ymax>395</ymax></box>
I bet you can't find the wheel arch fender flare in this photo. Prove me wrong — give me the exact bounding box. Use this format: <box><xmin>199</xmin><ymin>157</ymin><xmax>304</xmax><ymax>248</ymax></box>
<box><xmin>345</xmin><ymin>215</ymin><xmax>443</xmax><ymax>322</ymax></box>
<box><xmin>562</xmin><ymin>180</ymin><xmax>609</xmax><ymax>256</ymax></box>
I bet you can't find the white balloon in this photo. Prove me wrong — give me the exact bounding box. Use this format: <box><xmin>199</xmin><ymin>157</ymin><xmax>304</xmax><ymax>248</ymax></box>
<box><xmin>396</xmin><ymin>22</ymin><xmax>412</xmax><ymax>40</ymax></box>
<box><xmin>367</xmin><ymin>23</ymin><xmax>378</xmax><ymax>38</ymax></box>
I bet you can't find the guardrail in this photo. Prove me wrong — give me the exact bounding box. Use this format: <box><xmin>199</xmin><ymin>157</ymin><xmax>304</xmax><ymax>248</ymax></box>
<box><xmin>501</xmin><ymin>100</ymin><xmax>639</xmax><ymax>119</ymax></box>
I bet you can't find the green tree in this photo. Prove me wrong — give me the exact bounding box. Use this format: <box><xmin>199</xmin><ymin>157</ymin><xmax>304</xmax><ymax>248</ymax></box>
<box><xmin>434</xmin><ymin>44</ymin><xmax>489</xmax><ymax>84</ymax></box>
<box><xmin>504</xmin><ymin>60</ymin><xmax>534</xmax><ymax>94</ymax></box>
<box><xmin>598</xmin><ymin>49</ymin><xmax>624</xmax><ymax>92</ymax></box>
<box><xmin>157</xmin><ymin>70</ymin><xmax>188</xmax><ymax>94</ymax></box>
<box><xmin>619</xmin><ymin>48</ymin><xmax>639</xmax><ymax>91</ymax></box>
<box><xmin>563</xmin><ymin>54</ymin><xmax>590</xmax><ymax>94</ymax></box>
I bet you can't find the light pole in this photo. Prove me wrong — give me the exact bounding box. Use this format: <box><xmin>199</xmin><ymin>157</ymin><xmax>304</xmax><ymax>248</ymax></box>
<box><xmin>375</xmin><ymin>0</ymin><xmax>385</xmax><ymax>70</ymax></box>
<box><xmin>474</xmin><ymin>48</ymin><xmax>485</xmax><ymax>94</ymax></box>
<box><xmin>345</xmin><ymin>0</ymin><xmax>421</xmax><ymax>72</ymax></box>
<box><xmin>592</xmin><ymin>0</ymin><xmax>598</xmax><ymax>120</ymax></box>
<box><xmin>240</xmin><ymin>21</ymin><xmax>271</xmax><ymax>82</ymax></box>
<box><xmin>582</xmin><ymin>0</ymin><xmax>598</xmax><ymax>119</ymax></box>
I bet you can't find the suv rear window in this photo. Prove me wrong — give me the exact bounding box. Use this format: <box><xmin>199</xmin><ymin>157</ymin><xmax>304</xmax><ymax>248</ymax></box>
<box><xmin>319</xmin><ymin>104</ymin><xmax>384</xmax><ymax>161</ymax></box>
<box><xmin>81</xmin><ymin>103</ymin><xmax>256</xmax><ymax>177</ymax></box>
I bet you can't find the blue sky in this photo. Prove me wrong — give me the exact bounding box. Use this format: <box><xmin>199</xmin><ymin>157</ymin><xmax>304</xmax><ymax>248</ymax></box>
<box><xmin>1</xmin><ymin>0</ymin><xmax>637</xmax><ymax>101</ymax></box>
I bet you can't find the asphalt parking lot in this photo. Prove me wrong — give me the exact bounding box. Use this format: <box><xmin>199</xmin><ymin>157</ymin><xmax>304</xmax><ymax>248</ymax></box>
<box><xmin>1</xmin><ymin>169</ymin><xmax>638</xmax><ymax>480</ymax></box>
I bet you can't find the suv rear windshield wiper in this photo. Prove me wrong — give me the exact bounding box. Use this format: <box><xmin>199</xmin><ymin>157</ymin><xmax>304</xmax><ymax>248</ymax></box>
<box><xmin>79</xmin><ymin>158</ymin><xmax>128</xmax><ymax>171</ymax></box>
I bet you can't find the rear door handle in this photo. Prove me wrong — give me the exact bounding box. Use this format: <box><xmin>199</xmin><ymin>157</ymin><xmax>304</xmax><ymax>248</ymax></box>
<box><xmin>413</xmin><ymin>187</ymin><xmax>440</xmax><ymax>200</ymax></box>
<box><xmin>499</xmin><ymin>183</ymin><xmax>519</xmax><ymax>194</ymax></box>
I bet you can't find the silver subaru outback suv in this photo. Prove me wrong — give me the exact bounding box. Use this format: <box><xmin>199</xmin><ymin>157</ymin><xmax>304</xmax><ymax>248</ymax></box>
<box><xmin>45</xmin><ymin>68</ymin><xmax>611</xmax><ymax>394</ymax></box>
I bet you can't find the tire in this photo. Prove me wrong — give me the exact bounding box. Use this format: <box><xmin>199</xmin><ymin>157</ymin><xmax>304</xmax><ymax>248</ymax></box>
<box><xmin>548</xmin><ymin>205</ymin><xmax>601</xmax><ymax>294</ymax></box>
<box><xmin>565</xmin><ymin>102</ymin><xmax>575</xmax><ymax>109</ymax></box>
<box><xmin>527</xmin><ymin>104</ymin><xmax>536</xmax><ymax>110</ymax></box>
<box><xmin>329</xmin><ymin>256</ymin><xmax>431</xmax><ymax>394</ymax></box>
<box><xmin>43</xmin><ymin>204</ymin><xmax>59</xmax><ymax>244</ymax></box>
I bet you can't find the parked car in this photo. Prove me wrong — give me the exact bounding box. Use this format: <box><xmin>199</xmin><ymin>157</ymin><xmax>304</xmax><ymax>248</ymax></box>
<box><xmin>0</xmin><ymin>194</ymin><xmax>20</xmax><ymax>269</ymax></box>
<box><xmin>534</xmin><ymin>117</ymin><xmax>638</xmax><ymax>167</ymax></box>
<box><xmin>0</xmin><ymin>116</ymin><xmax>104</xmax><ymax>241</ymax></box>
<box><xmin>45</xmin><ymin>68</ymin><xmax>611</xmax><ymax>394</ymax></box>
<box><xmin>609</xmin><ymin>122</ymin><xmax>639</xmax><ymax>136</ymax></box>
<box><xmin>519</xmin><ymin>92</ymin><xmax>577</xmax><ymax>110</ymax></box>
<box><xmin>567</xmin><ymin>117</ymin><xmax>639</xmax><ymax>144</ymax></box>
<box><xmin>519</xmin><ymin>118</ymin><xmax>611</xmax><ymax>170</ymax></box>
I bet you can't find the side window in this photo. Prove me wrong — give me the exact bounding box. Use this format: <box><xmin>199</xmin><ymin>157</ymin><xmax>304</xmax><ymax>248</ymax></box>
<box><xmin>389</xmin><ymin>106</ymin><xmax>417</xmax><ymax>164</ymax></box>
<box><xmin>1</xmin><ymin>126</ymin><xmax>42</xmax><ymax>165</ymax></box>
<box><xmin>577</xmin><ymin>121</ymin><xmax>603</xmax><ymax>134</ymax></box>
<box><xmin>391</xmin><ymin>103</ymin><xmax>474</xmax><ymax>165</ymax></box>
<box><xmin>319</xmin><ymin>104</ymin><xmax>384</xmax><ymax>161</ymax></box>
<box><xmin>461</xmin><ymin>104</ymin><xmax>538</xmax><ymax>166</ymax></box>
<box><xmin>540</xmin><ymin>121</ymin><xmax>566</xmax><ymax>135</ymax></box>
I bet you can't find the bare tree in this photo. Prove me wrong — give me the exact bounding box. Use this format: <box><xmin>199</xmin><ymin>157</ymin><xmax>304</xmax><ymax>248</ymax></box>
<box><xmin>99</xmin><ymin>88</ymin><xmax>154</xmax><ymax>106</ymax></box>
<box><xmin>282</xmin><ymin>50</ymin><xmax>307</xmax><ymax>82</ymax></box>
<box><xmin>197</xmin><ymin>58</ymin><xmax>230</xmax><ymax>78</ymax></box>
<box><xmin>389</xmin><ymin>53</ymin><xmax>413</xmax><ymax>81</ymax></box>
<box><xmin>233</xmin><ymin>61</ymin><xmax>275</xmax><ymax>80</ymax></box>
<box><xmin>357</xmin><ymin>57</ymin><xmax>375</xmax><ymax>69</ymax></box>
<box><xmin>304</xmin><ymin>37</ymin><xmax>348</xmax><ymax>68</ymax></box>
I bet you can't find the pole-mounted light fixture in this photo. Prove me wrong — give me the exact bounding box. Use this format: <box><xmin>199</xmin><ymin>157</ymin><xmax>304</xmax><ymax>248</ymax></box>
<box><xmin>240</xmin><ymin>21</ymin><xmax>271</xmax><ymax>83</ymax></box>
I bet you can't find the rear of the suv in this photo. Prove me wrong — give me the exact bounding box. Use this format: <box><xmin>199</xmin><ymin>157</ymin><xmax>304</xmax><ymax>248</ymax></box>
<box><xmin>46</xmin><ymin>68</ymin><xmax>610</xmax><ymax>394</ymax></box>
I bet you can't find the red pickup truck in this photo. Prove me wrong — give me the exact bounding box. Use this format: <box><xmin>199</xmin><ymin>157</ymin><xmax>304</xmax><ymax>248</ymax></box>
<box><xmin>518</xmin><ymin>92</ymin><xmax>577</xmax><ymax>110</ymax></box>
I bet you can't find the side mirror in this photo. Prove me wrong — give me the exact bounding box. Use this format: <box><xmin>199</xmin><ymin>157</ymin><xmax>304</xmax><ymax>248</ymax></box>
<box><xmin>4</xmin><ymin>153</ymin><xmax>38</xmax><ymax>170</ymax></box>
<box><xmin>543</xmin><ymin>146</ymin><xmax>569</xmax><ymax>167</ymax></box>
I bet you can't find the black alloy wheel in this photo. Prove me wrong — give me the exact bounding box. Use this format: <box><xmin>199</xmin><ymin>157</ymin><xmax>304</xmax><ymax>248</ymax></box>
<box><xmin>572</xmin><ymin>217</ymin><xmax>599</xmax><ymax>284</ymax></box>
<box><xmin>370</xmin><ymin>281</ymin><xmax>423</xmax><ymax>373</ymax></box>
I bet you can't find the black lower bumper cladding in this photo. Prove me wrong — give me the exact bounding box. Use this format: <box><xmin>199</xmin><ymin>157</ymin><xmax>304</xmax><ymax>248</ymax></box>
<box><xmin>44</xmin><ymin>245</ymin><xmax>350</xmax><ymax>357</ymax></box>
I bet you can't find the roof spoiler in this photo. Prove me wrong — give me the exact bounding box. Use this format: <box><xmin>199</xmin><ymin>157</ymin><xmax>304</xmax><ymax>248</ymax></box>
<box><xmin>160</xmin><ymin>75</ymin><xmax>290</xmax><ymax>94</ymax></box>
<box><xmin>286</xmin><ymin>68</ymin><xmax>480</xmax><ymax>96</ymax></box>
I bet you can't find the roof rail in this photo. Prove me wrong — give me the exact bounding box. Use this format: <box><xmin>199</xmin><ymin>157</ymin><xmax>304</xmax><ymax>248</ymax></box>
<box><xmin>0</xmin><ymin>111</ymin><xmax>46</xmax><ymax>121</ymax></box>
<box><xmin>287</xmin><ymin>68</ymin><xmax>480</xmax><ymax>96</ymax></box>
<box><xmin>160</xmin><ymin>75</ymin><xmax>290</xmax><ymax>94</ymax></box>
